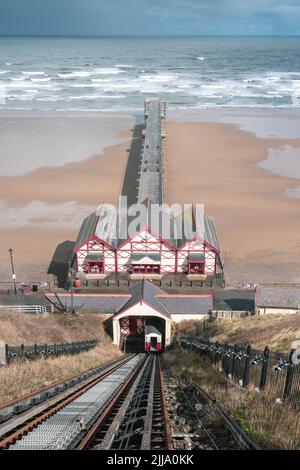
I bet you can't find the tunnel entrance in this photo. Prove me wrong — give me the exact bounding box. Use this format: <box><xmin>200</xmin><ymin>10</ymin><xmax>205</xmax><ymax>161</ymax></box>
<box><xmin>119</xmin><ymin>316</ymin><xmax>165</xmax><ymax>353</ymax></box>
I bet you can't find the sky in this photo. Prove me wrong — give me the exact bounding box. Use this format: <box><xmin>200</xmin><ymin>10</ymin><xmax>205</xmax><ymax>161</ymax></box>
<box><xmin>0</xmin><ymin>0</ymin><xmax>300</xmax><ymax>36</ymax></box>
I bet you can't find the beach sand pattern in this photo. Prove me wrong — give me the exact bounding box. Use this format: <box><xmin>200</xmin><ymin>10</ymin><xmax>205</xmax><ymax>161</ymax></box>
<box><xmin>0</xmin><ymin>114</ymin><xmax>300</xmax><ymax>286</ymax></box>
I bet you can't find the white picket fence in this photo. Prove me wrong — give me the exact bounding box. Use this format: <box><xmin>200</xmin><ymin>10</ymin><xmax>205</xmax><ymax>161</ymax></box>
<box><xmin>0</xmin><ymin>305</ymin><xmax>52</xmax><ymax>314</ymax></box>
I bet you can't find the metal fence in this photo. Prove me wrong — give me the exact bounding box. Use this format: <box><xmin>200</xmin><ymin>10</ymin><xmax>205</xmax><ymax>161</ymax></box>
<box><xmin>0</xmin><ymin>339</ymin><xmax>98</xmax><ymax>365</ymax></box>
<box><xmin>0</xmin><ymin>305</ymin><xmax>52</xmax><ymax>314</ymax></box>
<box><xmin>180</xmin><ymin>337</ymin><xmax>300</xmax><ymax>410</ymax></box>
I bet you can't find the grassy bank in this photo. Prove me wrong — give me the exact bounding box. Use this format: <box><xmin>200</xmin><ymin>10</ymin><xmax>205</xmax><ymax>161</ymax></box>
<box><xmin>0</xmin><ymin>311</ymin><xmax>122</xmax><ymax>405</ymax></box>
<box><xmin>188</xmin><ymin>314</ymin><xmax>300</xmax><ymax>353</ymax></box>
<box><xmin>0</xmin><ymin>310</ymin><xmax>107</xmax><ymax>345</ymax></box>
<box><xmin>164</xmin><ymin>347</ymin><xmax>300</xmax><ymax>450</ymax></box>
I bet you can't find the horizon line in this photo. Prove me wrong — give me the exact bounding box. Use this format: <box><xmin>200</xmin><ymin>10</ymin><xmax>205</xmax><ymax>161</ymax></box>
<box><xmin>1</xmin><ymin>34</ymin><xmax>300</xmax><ymax>38</ymax></box>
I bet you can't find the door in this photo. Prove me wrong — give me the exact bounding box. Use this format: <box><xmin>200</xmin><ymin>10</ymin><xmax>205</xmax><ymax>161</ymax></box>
<box><xmin>150</xmin><ymin>336</ymin><xmax>157</xmax><ymax>351</ymax></box>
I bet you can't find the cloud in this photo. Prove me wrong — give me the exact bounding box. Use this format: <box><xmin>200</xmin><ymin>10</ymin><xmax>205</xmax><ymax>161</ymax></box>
<box><xmin>0</xmin><ymin>0</ymin><xmax>300</xmax><ymax>35</ymax></box>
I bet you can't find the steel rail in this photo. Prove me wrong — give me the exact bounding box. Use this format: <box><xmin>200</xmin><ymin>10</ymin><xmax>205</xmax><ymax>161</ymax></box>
<box><xmin>187</xmin><ymin>377</ymin><xmax>259</xmax><ymax>450</ymax></box>
<box><xmin>76</xmin><ymin>354</ymin><xmax>150</xmax><ymax>450</ymax></box>
<box><xmin>0</xmin><ymin>355</ymin><xmax>135</xmax><ymax>449</ymax></box>
<box><xmin>84</xmin><ymin>354</ymin><xmax>172</xmax><ymax>451</ymax></box>
<box><xmin>158</xmin><ymin>359</ymin><xmax>173</xmax><ymax>449</ymax></box>
<box><xmin>141</xmin><ymin>355</ymin><xmax>157</xmax><ymax>449</ymax></box>
<box><xmin>0</xmin><ymin>354</ymin><xmax>130</xmax><ymax>412</ymax></box>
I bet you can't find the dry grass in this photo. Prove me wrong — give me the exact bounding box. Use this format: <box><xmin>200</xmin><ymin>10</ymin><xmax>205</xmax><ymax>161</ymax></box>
<box><xmin>196</xmin><ymin>315</ymin><xmax>300</xmax><ymax>353</ymax></box>
<box><xmin>0</xmin><ymin>343</ymin><xmax>122</xmax><ymax>405</ymax></box>
<box><xmin>164</xmin><ymin>347</ymin><xmax>300</xmax><ymax>450</ymax></box>
<box><xmin>0</xmin><ymin>310</ymin><xmax>108</xmax><ymax>345</ymax></box>
<box><xmin>0</xmin><ymin>310</ymin><xmax>122</xmax><ymax>405</ymax></box>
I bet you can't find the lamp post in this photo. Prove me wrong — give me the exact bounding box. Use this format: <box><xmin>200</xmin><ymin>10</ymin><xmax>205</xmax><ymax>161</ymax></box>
<box><xmin>8</xmin><ymin>248</ymin><xmax>17</xmax><ymax>295</ymax></box>
<box><xmin>68</xmin><ymin>269</ymin><xmax>75</xmax><ymax>314</ymax></box>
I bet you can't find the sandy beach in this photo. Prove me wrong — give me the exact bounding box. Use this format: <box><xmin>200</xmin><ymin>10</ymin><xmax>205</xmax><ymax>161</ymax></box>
<box><xmin>165</xmin><ymin>121</ymin><xmax>300</xmax><ymax>285</ymax></box>
<box><xmin>0</xmin><ymin>112</ymin><xmax>134</xmax><ymax>282</ymax></box>
<box><xmin>0</xmin><ymin>110</ymin><xmax>300</xmax><ymax>286</ymax></box>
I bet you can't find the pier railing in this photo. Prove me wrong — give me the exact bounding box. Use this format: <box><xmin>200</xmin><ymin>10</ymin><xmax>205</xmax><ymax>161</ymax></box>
<box><xmin>180</xmin><ymin>337</ymin><xmax>300</xmax><ymax>410</ymax></box>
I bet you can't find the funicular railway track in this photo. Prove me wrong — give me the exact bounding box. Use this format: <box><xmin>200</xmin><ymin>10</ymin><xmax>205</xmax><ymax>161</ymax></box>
<box><xmin>0</xmin><ymin>350</ymin><xmax>257</xmax><ymax>451</ymax></box>
<box><xmin>0</xmin><ymin>354</ymin><xmax>172</xmax><ymax>451</ymax></box>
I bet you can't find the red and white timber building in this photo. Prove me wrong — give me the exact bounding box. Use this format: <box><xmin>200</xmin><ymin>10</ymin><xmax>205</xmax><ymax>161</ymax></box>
<box><xmin>72</xmin><ymin>99</ymin><xmax>223</xmax><ymax>280</ymax></box>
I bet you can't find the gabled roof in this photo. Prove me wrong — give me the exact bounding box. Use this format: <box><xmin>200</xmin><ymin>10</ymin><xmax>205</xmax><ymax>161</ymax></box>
<box><xmin>74</xmin><ymin>203</ymin><xmax>221</xmax><ymax>254</ymax></box>
<box><xmin>116</xmin><ymin>198</ymin><xmax>178</xmax><ymax>249</ymax></box>
<box><xmin>116</xmin><ymin>280</ymin><xmax>170</xmax><ymax>316</ymax></box>
<box><xmin>74</xmin><ymin>212</ymin><xmax>98</xmax><ymax>251</ymax></box>
<box><xmin>45</xmin><ymin>281</ymin><xmax>213</xmax><ymax>316</ymax></box>
<box><xmin>175</xmin><ymin>205</ymin><xmax>220</xmax><ymax>252</ymax></box>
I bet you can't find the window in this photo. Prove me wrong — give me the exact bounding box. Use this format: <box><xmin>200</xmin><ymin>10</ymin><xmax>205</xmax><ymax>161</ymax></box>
<box><xmin>188</xmin><ymin>262</ymin><xmax>205</xmax><ymax>274</ymax></box>
<box><xmin>87</xmin><ymin>261</ymin><xmax>104</xmax><ymax>274</ymax></box>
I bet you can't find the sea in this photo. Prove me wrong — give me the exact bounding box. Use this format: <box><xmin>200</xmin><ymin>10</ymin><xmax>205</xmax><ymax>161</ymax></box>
<box><xmin>0</xmin><ymin>36</ymin><xmax>300</xmax><ymax>112</ymax></box>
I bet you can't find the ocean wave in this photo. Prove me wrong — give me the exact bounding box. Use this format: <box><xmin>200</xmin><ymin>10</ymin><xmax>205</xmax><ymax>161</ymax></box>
<box><xmin>36</xmin><ymin>96</ymin><xmax>66</xmax><ymax>102</ymax></box>
<box><xmin>140</xmin><ymin>74</ymin><xmax>178</xmax><ymax>82</ymax></box>
<box><xmin>0</xmin><ymin>70</ymin><xmax>10</xmax><ymax>75</ymax></box>
<box><xmin>22</xmin><ymin>71</ymin><xmax>46</xmax><ymax>76</ymax></box>
<box><xmin>57</xmin><ymin>71</ymin><xmax>92</xmax><ymax>78</ymax></box>
<box><xmin>114</xmin><ymin>64</ymin><xmax>135</xmax><ymax>68</ymax></box>
<box><xmin>197</xmin><ymin>57</ymin><xmax>206</xmax><ymax>61</ymax></box>
<box><xmin>6</xmin><ymin>81</ymin><xmax>56</xmax><ymax>90</ymax></box>
<box><xmin>91</xmin><ymin>78</ymin><xmax>112</xmax><ymax>83</ymax></box>
<box><xmin>67</xmin><ymin>94</ymin><xmax>126</xmax><ymax>100</ymax></box>
<box><xmin>11</xmin><ymin>76</ymin><xmax>27</xmax><ymax>81</ymax></box>
<box><xmin>93</xmin><ymin>67</ymin><xmax>124</xmax><ymax>75</ymax></box>
<box><xmin>30</xmin><ymin>78</ymin><xmax>52</xmax><ymax>82</ymax></box>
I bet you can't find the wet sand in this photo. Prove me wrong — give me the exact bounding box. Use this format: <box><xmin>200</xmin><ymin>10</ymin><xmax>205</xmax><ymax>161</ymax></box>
<box><xmin>165</xmin><ymin>122</ymin><xmax>300</xmax><ymax>285</ymax></box>
<box><xmin>1</xmin><ymin>113</ymin><xmax>300</xmax><ymax>286</ymax></box>
<box><xmin>0</xmin><ymin>117</ymin><xmax>133</xmax><ymax>281</ymax></box>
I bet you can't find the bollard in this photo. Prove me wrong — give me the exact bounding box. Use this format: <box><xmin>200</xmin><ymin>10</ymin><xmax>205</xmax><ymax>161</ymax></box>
<box><xmin>242</xmin><ymin>345</ymin><xmax>252</xmax><ymax>387</ymax></box>
<box><xmin>231</xmin><ymin>344</ymin><xmax>238</xmax><ymax>380</ymax></box>
<box><xmin>214</xmin><ymin>341</ymin><xmax>219</xmax><ymax>364</ymax></box>
<box><xmin>283</xmin><ymin>349</ymin><xmax>296</xmax><ymax>402</ymax></box>
<box><xmin>222</xmin><ymin>343</ymin><xmax>228</xmax><ymax>371</ymax></box>
<box><xmin>259</xmin><ymin>346</ymin><xmax>270</xmax><ymax>390</ymax></box>
<box><xmin>21</xmin><ymin>343</ymin><xmax>24</xmax><ymax>358</ymax></box>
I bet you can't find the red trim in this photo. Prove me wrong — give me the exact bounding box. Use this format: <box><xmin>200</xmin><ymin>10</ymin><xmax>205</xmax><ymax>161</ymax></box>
<box><xmin>73</xmin><ymin>233</ymin><xmax>115</xmax><ymax>253</ymax></box>
<box><xmin>117</xmin><ymin>226</ymin><xmax>176</xmax><ymax>251</ymax></box>
<box><xmin>157</xmin><ymin>294</ymin><xmax>212</xmax><ymax>298</ymax></box>
<box><xmin>177</xmin><ymin>237</ymin><xmax>220</xmax><ymax>254</ymax></box>
<box><xmin>114</xmin><ymin>298</ymin><xmax>170</xmax><ymax>319</ymax></box>
<box><xmin>45</xmin><ymin>293</ymin><xmax>131</xmax><ymax>298</ymax></box>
